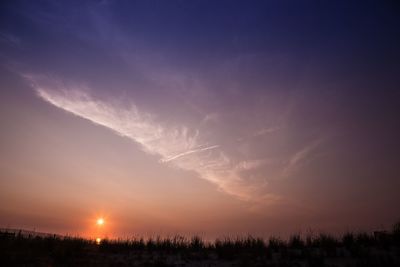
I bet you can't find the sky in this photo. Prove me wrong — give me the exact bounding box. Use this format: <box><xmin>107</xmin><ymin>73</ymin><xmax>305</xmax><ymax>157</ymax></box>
<box><xmin>1</xmin><ymin>0</ymin><xmax>400</xmax><ymax>239</ymax></box>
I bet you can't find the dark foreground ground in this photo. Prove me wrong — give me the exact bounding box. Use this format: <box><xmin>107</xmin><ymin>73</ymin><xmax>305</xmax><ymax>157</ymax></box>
<box><xmin>1</xmin><ymin>224</ymin><xmax>400</xmax><ymax>267</ymax></box>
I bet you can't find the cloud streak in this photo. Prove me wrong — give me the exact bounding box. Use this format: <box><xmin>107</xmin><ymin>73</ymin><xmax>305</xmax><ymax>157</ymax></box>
<box><xmin>161</xmin><ymin>145</ymin><xmax>220</xmax><ymax>163</ymax></box>
<box><xmin>28</xmin><ymin>76</ymin><xmax>269</xmax><ymax>201</ymax></box>
<box><xmin>282</xmin><ymin>138</ymin><xmax>324</xmax><ymax>177</ymax></box>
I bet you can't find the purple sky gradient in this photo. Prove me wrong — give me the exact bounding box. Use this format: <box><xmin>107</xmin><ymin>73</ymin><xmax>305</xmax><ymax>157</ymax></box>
<box><xmin>1</xmin><ymin>1</ymin><xmax>399</xmax><ymax>238</ymax></box>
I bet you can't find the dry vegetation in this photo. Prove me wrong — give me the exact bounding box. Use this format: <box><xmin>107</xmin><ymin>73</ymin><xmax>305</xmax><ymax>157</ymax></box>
<box><xmin>1</xmin><ymin>223</ymin><xmax>400</xmax><ymax>266</ymax></box>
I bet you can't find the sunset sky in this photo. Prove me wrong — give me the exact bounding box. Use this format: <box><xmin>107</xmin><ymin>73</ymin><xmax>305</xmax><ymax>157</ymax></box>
<box><xmin>1</xmin><ymin>1</ymin><xmax>399</xmax><ymax>239</ymax></box>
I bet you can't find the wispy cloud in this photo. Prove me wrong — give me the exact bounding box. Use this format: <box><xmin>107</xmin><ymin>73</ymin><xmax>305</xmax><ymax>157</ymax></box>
<box><xmin>282</xmin><ymin>138</ymin><xmax>324</xmax><ymax>176</ymax></box>
<box><xmin>252</xmin><ymin>126</ymin><xmax>281</xmax><ymax>137</ymax></box>
<box><xmin>26</xmin><ymin>75</ymin><xmax>277</xmax><ymax>201</ymax></box>
<box><xmin>236</xmin><ymin>126</ymin><xmax>281</xmax><ymax>142</ymax></box>
<box><xmin>235</xmin><ymin>159</ymin><xmax>271</xmax><ymax>171</ymax></box>
<box><xmin>34</xmin><ymin>84</ymin><xmax>202</xmax><ymax>160</ymax></box>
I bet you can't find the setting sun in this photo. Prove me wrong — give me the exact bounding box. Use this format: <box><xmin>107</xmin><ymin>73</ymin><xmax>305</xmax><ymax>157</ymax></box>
<box><xmin>96</xmin><ymin>218</ymin><xmax>104</xmax><ymax>226</ymax></box>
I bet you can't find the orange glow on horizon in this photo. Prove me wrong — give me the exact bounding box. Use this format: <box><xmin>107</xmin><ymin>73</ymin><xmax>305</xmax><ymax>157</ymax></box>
<box><xmin>83</xmin><ymin>213</ymin><xmax>114</xmax><ymax>239</ymax></box>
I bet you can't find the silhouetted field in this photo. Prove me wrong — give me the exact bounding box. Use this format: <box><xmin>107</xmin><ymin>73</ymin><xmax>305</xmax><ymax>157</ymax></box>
<box><xmin>1</xmin><ymin>223</ymin><xmax>400</xmax><ymax>266</ymax></box>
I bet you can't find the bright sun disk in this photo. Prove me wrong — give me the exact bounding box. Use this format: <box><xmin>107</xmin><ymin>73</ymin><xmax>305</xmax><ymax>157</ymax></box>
<box><xmin>97</xmin><ymin>218</ymin><xmax>104</xmax><ymax>225</ymax></box>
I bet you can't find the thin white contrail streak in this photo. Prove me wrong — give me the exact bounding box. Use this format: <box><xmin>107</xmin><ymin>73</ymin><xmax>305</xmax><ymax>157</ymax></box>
<box><xmin>161</xmin><ymin>145</ymin><xmax>220</xmax><ymax>162</ymax></box>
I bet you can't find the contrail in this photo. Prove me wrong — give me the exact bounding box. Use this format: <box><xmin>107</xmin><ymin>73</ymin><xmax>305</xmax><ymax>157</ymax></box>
<box><xmin>161</xmin><ymin>145</ymin><xmax>220</xmax><ymax>163</ymax></box>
